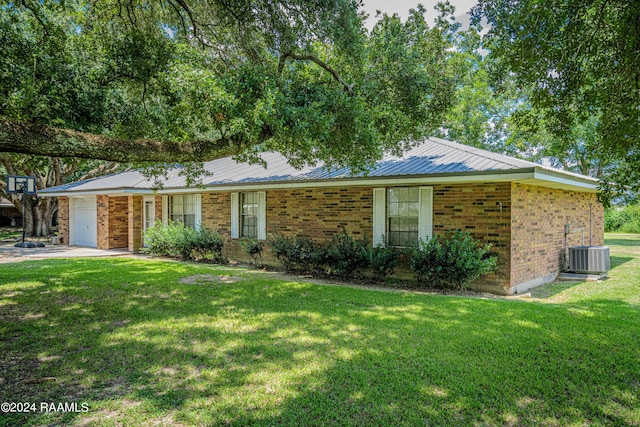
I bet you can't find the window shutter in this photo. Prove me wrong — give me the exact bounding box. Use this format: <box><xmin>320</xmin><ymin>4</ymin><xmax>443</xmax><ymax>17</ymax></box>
<box><xmin>195</xmin><ymin>194</ymin><xmax>202</xmax><ymax>229</ymax></box>
<box><xmin>230</xmin><ymin>192</ymin><xmax>239</xmax><ymax>238</ymax></box>
<box><xmin>372</xmin><ymin>188</ymin><xmax>386</xmax><ymax>247</ymax></box>
<box><xmin>162</xmin><ymin>195</ymin><xmax>168</xmax><ymax>225</ymax></box>
<box><xmin>257</xmin><ymin>191</ymin><xmax>266</xmax><ymax>240</ymax></box>
<box><xmin>418</xmin><ymin>187</ymin><xmax>433</xmax><ymax>242</ymax></box>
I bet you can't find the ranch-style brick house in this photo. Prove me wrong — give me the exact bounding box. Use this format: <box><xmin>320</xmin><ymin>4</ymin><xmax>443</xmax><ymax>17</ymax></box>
<box><xmin>41</xmin><ymin>137</ymin><xmax>604</xmax><ymax>295</ymax></box>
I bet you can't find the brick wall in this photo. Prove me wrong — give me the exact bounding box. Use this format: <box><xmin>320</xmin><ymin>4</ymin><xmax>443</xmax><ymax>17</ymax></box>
<box><xmin>96</xmin><ymin>195</ymin><xmax>109</xmax><ymax>249</ymax></box>
<box><xmin>154</xmin><ymin>196</ymin><xmax>162</xmax><ymax>225</ymax></box>
<box><xmin>142</xmin><ymin>182</ymin><xmax>602</xmax><ymax>294</ymax></box>
<box><xmin>128</xmin><ymin>195</ymin><xmax>143</xmax><ymax>252</ymax></box>
<box><xmin>58</xmin><ymin>196</ymin><xmax>69</xmax><ymax>244</ymax></box>
<box><xmin>201</xmin><ymin>187</ymin><xmax>374</xmax><ymax>262</ymax></box>
<box><xmin>432</xmin><ymin>182</ymin><xmax>512</xmax><ymax>292</ymax></box>
<box><xmin>267</xmin><ymin>187</ymin><xmax>374</xmax><ymax>239</ymax></box>
<box><xmin>202</xmin><ymin>193</ymin><xmax>232</xmax><ymax>236</ymax></box>
<box><xmin>108</xmin><ymin>197</ymin><xmax>129</xmax><ymax>248</ymax></box>
<box><xmin>510</xmin><ymin>183</ymin><xmax>603</xmax><ymax>290</ymax></box>
<box><xmin>96</xmin><ymin>196</ymin><xmax>129</xmax><ymax>249</ymax></box>
<box><xmin>200</xmin><ymin>184</ymin><xmax>513</xmax><ymax>292</ymax></box>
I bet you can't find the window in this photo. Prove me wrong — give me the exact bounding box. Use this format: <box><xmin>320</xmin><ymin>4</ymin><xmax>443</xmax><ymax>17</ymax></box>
<box><xmin>170</xmin><ymin>195</ymin><xmax>196</xmax><ymax>228</ymax></box>
<box><xmin>241</xmin><ymin>192</ymin><xmax>258</xmax><ymax>238</ymax></box>
<box><xmin>231</xmin><ymin>191</ymin><xmax>266</xmax><ymax>240</ymax></box>
<box><xmin>372</xmin><ymin>186</ymin><xmax>432</xmax><ymax>247</ymax></box>
<box><xmin>387</xmin><ymin>187</ymin><xmax>419</xmax><ymax>246</ymax></box>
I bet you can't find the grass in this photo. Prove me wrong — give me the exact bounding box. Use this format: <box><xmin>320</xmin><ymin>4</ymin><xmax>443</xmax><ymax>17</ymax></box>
<box><xmin>0</xmin><ymin>227</ymin><xmax>21</xmax><ymax>240</ymax></box>
<box><xmin>0</xmin><ymin>234</ymin><xmax>638</xmax><ymax>426</ymax></box>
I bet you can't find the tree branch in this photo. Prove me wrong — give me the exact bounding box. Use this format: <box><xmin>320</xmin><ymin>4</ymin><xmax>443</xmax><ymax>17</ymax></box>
<box><xmin>281</xmin><ymin>52</ymin><xmax>355</xmax><ymax>94</ymax></box>
<box><xmin>78</xmin><ymin>162</ymin><xmax>121</xmax><ymax>181</ymax></box>
<box><xmin>20</xmin><ymin>0</ymin><xmax>50</xmax><ymax>38</ymax></box>
<box><xmin>0</xmin><ymin>118</ymin><xmax>272</xmax><ymax>163</ymax></box>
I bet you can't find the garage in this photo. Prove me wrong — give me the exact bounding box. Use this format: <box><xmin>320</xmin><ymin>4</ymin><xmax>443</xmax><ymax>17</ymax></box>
<box><xmin>70</xmin><ymin>197</ymin><xmax>97</xmax><ymax>247</ymax></box>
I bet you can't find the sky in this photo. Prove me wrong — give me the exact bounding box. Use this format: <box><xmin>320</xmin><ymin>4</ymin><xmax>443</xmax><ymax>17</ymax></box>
<box><xmin>360</xmin><ymin>0</ymin><xmax>479</xmax><ymax>29</ymax></box>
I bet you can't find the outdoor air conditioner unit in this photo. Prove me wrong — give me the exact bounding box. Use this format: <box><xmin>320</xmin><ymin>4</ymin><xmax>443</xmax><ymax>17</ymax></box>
<box><xmin>569</xmin><ymin>246</ymin><xmax>610</xmax><ymax>274</ymax></box>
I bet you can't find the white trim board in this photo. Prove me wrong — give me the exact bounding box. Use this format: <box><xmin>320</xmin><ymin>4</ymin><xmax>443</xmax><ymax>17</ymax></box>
<box><xmin>40</xmin><ymin>168</ymin><xmax>599</xmax><ymax>198</ymax></box>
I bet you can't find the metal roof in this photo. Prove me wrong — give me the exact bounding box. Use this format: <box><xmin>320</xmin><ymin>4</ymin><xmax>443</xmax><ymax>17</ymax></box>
<box><xmin>41</xmin><ymin>137</ymin><xmax>599</xmax><ymax>194</ymax></box>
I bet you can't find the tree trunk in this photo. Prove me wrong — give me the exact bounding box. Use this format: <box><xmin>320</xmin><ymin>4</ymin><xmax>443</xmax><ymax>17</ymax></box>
<box><xmin>11</xmin><ymin>195</ymin><xmax>56</xmax><ymax>237</ymax></box>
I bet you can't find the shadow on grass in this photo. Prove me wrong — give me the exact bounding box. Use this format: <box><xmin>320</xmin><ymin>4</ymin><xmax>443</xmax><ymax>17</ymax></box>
<box><xmin>610</xmin><ymin>255</ymin><xmax>635</xmax><ymax>269</ymax></box>
<box><xmin>604</xmin><ymin>236</ymin><xmax>640</xmax><ymax>247</ymax></box>
<box><xmin>528</xmin><ymin>280</ymin><xmax>582</xmax><ymax>299</ymax></box>
<box><xmin>1</xmin><ymin>258</ymin><xmax>639</xmax><ymax>426</ymax></box>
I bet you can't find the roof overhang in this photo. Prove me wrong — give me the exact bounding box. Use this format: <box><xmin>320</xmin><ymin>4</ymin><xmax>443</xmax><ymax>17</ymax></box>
<box><xmin>39</xmin><ymin>167</ymin><xmax>599</xmax><ymax>197</ymax></box>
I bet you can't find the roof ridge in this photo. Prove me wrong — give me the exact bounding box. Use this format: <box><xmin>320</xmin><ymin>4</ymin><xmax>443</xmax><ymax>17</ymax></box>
<box><xmin>428</xmin><ymin>137</ymin><xmax>535</xmax><ymax>169</ymax></box>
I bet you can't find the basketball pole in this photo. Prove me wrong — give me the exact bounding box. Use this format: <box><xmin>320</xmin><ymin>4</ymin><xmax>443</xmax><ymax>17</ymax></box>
<box><xmin>20</xmin><ymin>183</ymin><xmax>26</xmax><ymax>246</ymax></box>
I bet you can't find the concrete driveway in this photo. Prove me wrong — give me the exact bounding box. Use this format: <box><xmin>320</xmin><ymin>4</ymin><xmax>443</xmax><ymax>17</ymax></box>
<box><xmin>0</xmin><ymin>243</ymin><xmax>132</xmax><ymax>264</ymax></box>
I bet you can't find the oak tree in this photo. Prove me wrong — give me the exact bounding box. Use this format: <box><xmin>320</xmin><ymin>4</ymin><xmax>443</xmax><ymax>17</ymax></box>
<box><xmin>472</xmin><ymin>0</ymin><xmax>640</xmax><ymax>196</ymax></box>
<box><xmin>0</xmin><ymin>0</ymin><xmax>455</xmax><ymax>172</ymax></box>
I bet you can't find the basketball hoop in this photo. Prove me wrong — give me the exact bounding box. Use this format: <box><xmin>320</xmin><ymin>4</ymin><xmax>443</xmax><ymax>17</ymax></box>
<box><xmin>7</xmin><ymin>175</ymin><xmax>37</xmax><ymax>195</ymax></box>
<box><xmin>5</xmin><ymin>175</ymin><xmax>44</xmax><ymax>248</ymax></box>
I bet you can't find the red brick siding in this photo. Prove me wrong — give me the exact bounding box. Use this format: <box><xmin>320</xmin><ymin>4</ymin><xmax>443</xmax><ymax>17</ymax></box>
<box><xmin>96</xmin><ymin>196</ymin><xmax>129</xmax><ymax>249</ymax></box>
<box><xmin>202</xmin><ymin>193</ymin><xmax>231</xmax><ymax>237</ymax></box>
<box><xmin>267</xmin><ymin>187</ymin><xmax>374</xmax><ymax>240</ymax></box>
<box><xmin>201</xmin><ymin>184</ymin><xmax>513</xmax><ymax>292</ymax></box>
<box><xmin>90</xmin><ymin>181</ymin><xmax>601</xmax><ymax>295</ymax></box>
<box><xmin>201</xmin><ymin>188</ymin><xmax>374</xmax><ymax>262</ymax></box>
<box><xmin>432</xmin><ymin>183</ymin><xmax>512</xmax><ymax>292</ymax></box>
<box><xmin>510</xmin><ymin>183</ymin><xmax>603</xmax><ymax>287</ymax></box>
<box><xmin>128</xmin><ymin>195</ymin><xmax>143</xmax><ymax>252</ymax></box>
<box><xmin>154</xmin><ymin>196</ymin><xmax>162</xmax><ymax>225</ymax></box>
<box><xmin>108</xmin><ymin>197</ymin><xmax>129</xmax><ymax>248</ymax></box>
<box><xmin>58</xmin><ymin>196</ymin><xmax>69</xmax><ymax>244</ymax></box>
<box><xmin>96</xmin><ymin>195</ymin><xmax>109</xmax><ymax>249</ymax></box>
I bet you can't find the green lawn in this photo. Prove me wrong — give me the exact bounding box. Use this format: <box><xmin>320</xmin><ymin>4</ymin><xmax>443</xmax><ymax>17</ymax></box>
<box><xmin>1</xmin><ymin>234</ymin><xmax>638</xmax><ymax>426</ymax></box>
<box><xmin>0</xmin><ymin>228</ymin><xmax>21</xmax><ymax>240</ymax></box>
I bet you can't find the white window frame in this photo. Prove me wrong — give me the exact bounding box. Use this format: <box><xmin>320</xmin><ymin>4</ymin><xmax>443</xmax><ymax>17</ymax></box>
<box><xmin>373</xmin><ymin>186</ymin><xmax>432</xmax><ymax>247</ymax></box>
<box><xmin>165</xmin><ymin>194</ymin><xmax>201</xmax><ymax>229</ymax></box>
<box><xmin>143</xmin><ymin>196</ymin><xmax>156</xmax><ymax>246</ymax></box>
<box><xmin>231</xmin><ymin>191</ymin><xmax>266</xmax><ymax>240</ymax></box>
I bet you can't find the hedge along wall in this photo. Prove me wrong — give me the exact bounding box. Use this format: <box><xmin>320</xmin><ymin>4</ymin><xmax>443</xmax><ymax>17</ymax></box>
<box><xmin>200</xmin><ymin>183</ymin><xmax>514</xmax><ymax>293</ymax></box>
<box><xmin>196</xmin><ymin>182</ymin><xmax>603</xmax><ymax>294</ymax></box>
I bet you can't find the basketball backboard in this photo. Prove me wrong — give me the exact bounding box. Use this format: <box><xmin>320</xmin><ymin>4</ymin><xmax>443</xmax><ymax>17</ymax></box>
<box><xmin>6</xmin><ymin>175</ymin><xmax>37</xmax><ymax>194</ymax></box>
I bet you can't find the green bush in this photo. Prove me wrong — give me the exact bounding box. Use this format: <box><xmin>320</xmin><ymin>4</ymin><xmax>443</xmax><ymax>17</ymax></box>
<box><xmin>270</xmin><ymin>234</ymin><xmax>327</xmax><ymax>272</ymax></box>
<box><xmin>326</xmin><ymin>228</ymin><xmax>370</xmax><ymax>278</ymax></box>
<box><xmin>144</xmin><ymin>222</ymin><xmax>224</xmax><ymax>262</ymax></box>
<box><xmin>408</xmin><ymin>231</ymin><xmax>498</xmax><ymax>290</ymax></box>
<box><xmin>605</xmin><ymin>205</ymin><xmax>640</xmax><ymax>233</ymax></box>
<box><xmin>191</xmin><ymin>226</ymin><xmax>225</xmax><ymax>261</ymax></box>
<box><xmin>369</xmin><ymin>244</ymin><xmax>400</xmax><ymax>280</ymax></box>
<box><xmin>239</xmin><ymin>238</ymin><xmax>264</xmax><ymax>266</ymax></box>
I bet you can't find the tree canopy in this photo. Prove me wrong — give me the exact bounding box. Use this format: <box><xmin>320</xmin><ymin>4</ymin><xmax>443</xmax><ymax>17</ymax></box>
<box><xmin>0</xmin><ymin>0</ymin><xmax>455</xmax><ymax>172</ymax></box>
<box><xmin>472</xmin><ymin>0</ymin><xmax>640</xmax><ymax>197</ymax></box>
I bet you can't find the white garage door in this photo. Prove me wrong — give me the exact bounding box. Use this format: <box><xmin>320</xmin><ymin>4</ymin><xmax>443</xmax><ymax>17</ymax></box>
<box><xmin>71</xmin><ymin>197</ymin><xmax>97</xmax><ymax>247</ymax></box>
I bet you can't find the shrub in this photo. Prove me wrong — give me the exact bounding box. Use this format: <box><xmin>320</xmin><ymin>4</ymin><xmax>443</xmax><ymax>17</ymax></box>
<box><xmin>270</xmin><ymin>234</ymin><xmax>327</xmax><ymax>272</ymax></box>
<box><xmin>408</xmin><ymin>231</ymin><xmax>498</xmax><ymax>290</ymax></box>
<box><xmin>370</xmin><ymin>244</ymin><xmax>400</xmax><ymax>280</ymax></box>
<box><xmin>326</xmin><ymin>228</ymin><xmax>370</xmax><ymax>278</ymax></box>
<box><xmin>191</xmin><ymin>226</ymin><xmax>225</xmax><ymax>262</ymax></box>
<box><xmin>239</xmin><ymin>238</ymin><xmax>264</xmax><ymax>266</ymax></box>
<box><xmin>605</xmin><ymin>205</ymin><xmax>640</xmax><ymax>233</ymax></box>
<box><xmin>144</xmin><ymin>222</ymin><xmax>175</xmax><ymax>257</ymax></box>
<box><xmin>144</xmin><ymin>221</ymin><xmax>224</xmax><ymax>262</ymax></box>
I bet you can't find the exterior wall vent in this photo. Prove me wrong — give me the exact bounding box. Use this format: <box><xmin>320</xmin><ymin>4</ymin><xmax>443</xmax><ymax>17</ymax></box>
<box><xmin>568</xmin><ymin>246</ymin><xmax>610</xmax><ymax>273</ymax></box>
